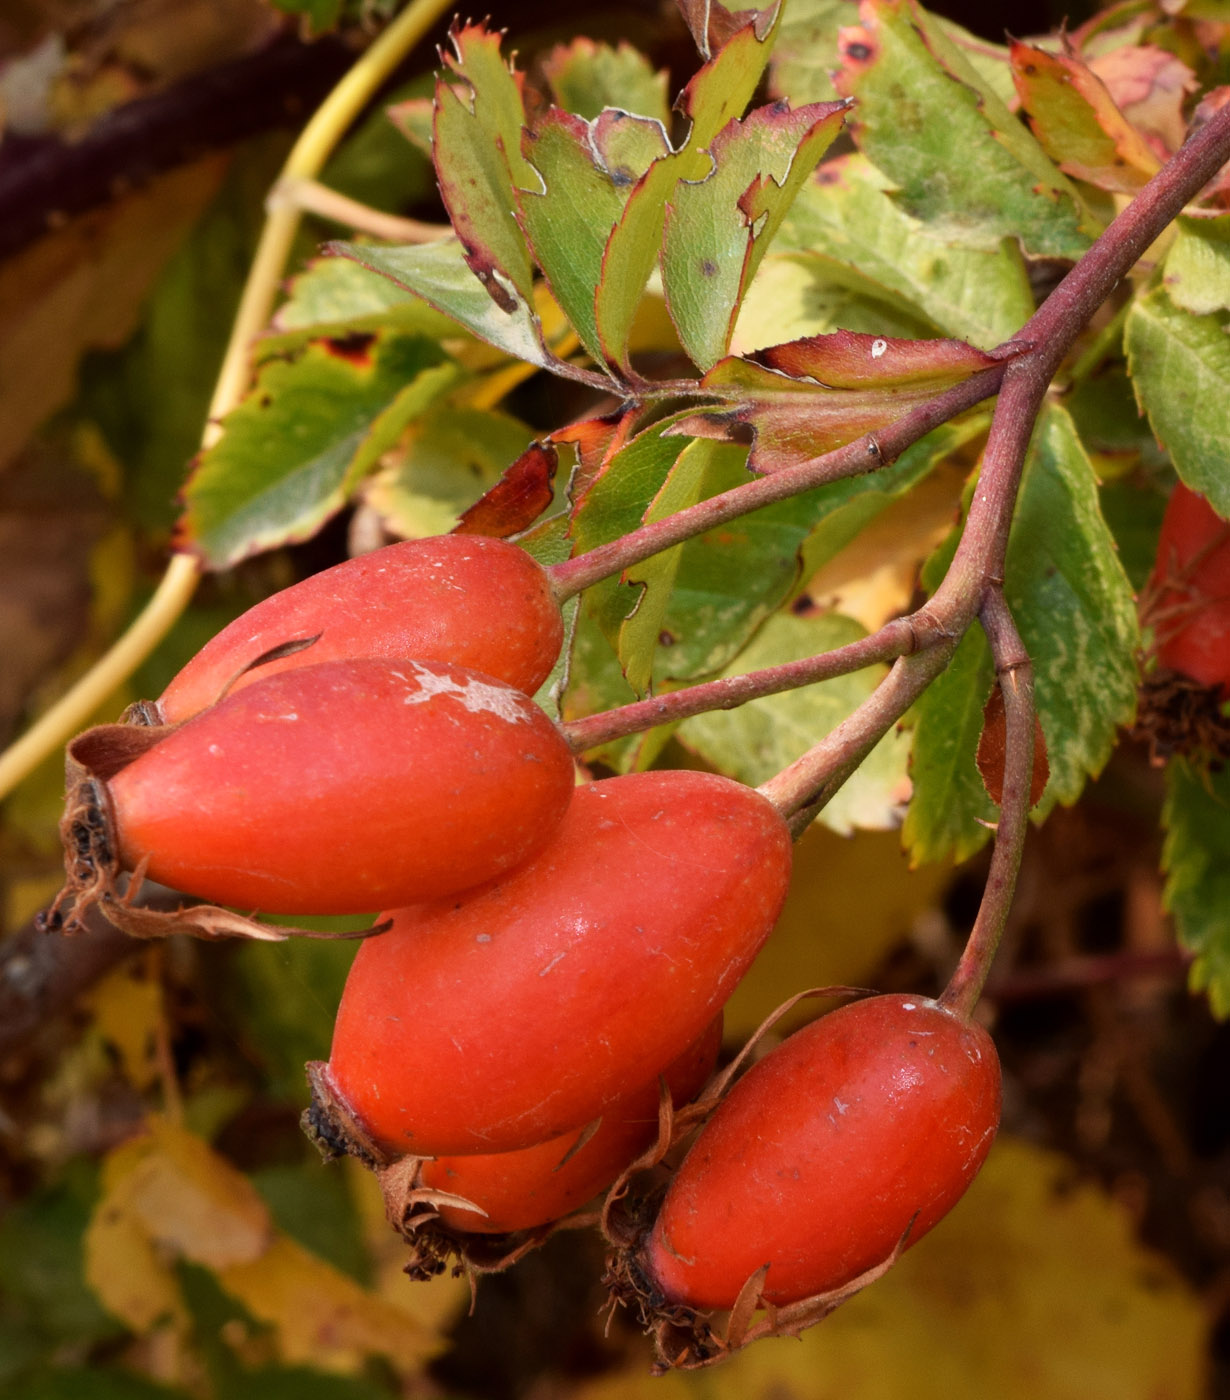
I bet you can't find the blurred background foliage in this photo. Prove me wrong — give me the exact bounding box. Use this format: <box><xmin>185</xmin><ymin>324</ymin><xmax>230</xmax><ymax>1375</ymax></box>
<box><xmin>1</xmin><ymin>0</ymin><xmax>1228</xmax><ymax>1397</ymax></box>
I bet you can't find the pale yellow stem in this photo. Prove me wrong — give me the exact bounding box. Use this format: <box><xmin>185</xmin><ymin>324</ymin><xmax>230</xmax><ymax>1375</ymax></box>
<box><xmin>0</xmin><ymin>0</ymin><xmax>455</xmax><ymax>801</ymax></box>
<box><xmin>271</xmin><ymin>175</ymin><xmax>451</xmax><ymax>244</ymax></box>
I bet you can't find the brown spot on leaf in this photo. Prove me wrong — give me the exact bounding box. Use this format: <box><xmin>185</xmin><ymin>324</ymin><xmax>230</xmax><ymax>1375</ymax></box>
<box><xmin>700</xmin><ymin>258</ymin><xmax>718</xmax><ymax>277</ymax></box>
<box><xmin>977</xmin><ymin>686</ymin><xmax>1050</xmax><ymax>808</ymax></box>
<box><xmin>324</xmin><ymin>332</ymin><xmax>377</xmax><ymax>366</ymax></box>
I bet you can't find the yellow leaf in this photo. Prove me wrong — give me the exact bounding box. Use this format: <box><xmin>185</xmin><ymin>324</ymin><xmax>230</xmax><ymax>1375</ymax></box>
<box><xmin>84</xmin><ymin>1185</ymin><xmax>187</xmax><ymax>1334</ymax></box>
<box><xmin>219</xmin><ymin>1234</ymin><xmax>446</xmax><ymax>1375</ymax></box>
<box><xmin>86</xmin><ymin>961</ymin><xmax>164</xmax><ymax>1091</ymax></box>
<box><xmin>96</xmin><ymin>1119</ymin><xmax>272</xmax><ymax>1272</ymax></box>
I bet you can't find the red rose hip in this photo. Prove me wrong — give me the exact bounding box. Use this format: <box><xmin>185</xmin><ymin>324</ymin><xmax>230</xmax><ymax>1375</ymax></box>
<box><xmin>320</xmin><ymin>770</ymin><xmax>792</xmax><ymax>1156</ymax></box>
<box><xmin>157</xmin><ymin>534</ymin><xmax>563</xmax><ymax>721</ymax></box>
<box><xmin>642</xmin><ymin>994</ymin><xmax>1001</xmax><ymax>1309</ymax></box>
<box><xmin>107</xmin><ymin>656</ymin><xmax>575</xmax><ymax>913</ymax></box>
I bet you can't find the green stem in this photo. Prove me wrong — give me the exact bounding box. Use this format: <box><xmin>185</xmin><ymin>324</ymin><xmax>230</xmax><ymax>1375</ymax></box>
<box><xmin>0</xmin><ymin>0</ymin><xmax>454</xmax><ymax>802</ymax></box>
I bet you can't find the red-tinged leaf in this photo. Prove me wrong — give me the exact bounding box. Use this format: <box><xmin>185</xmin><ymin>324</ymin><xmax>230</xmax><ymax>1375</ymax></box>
<box><xmin>1087</xmin><ymin>44</ymin><xmax>1197</xmax><ymax>159</ymax></box>
<box><xmin>433</xmin><ymin>21</ymin><xmax>536</xmax><ymax>311</ymax></box>
<box><xmin>594</xmin><ymin>7</ymin><xmax>783</xmax><ymax>369</ymax></box>
<box><xmin>763</xmin><ymin>328</ymin><xmax>999</xmax><ymax>387</ymax></box>
<box><xmin>976</xmin><ymin>684</ymin><xmax>1050</xmax><ymax>808</ymax></box>
<box><xmin>661</xmin><ymin>97</ymin><xmax>850</xmax><ymax>370</ymax></box>
<box><xmin>516</xmin><ymin>108</ymin><xmax>628</xmax><ymax>363</ymax></box>
<box><xmin>1010</xmin><ymin>41</ymin><xmax>1159</xmax><ymax>194</ymax></box>
<box><xmin>678</xmin><ymin>0</ymin><xmax>780</xmax><ymax>59</ymax></box>
<box><xmin>673</xmin><ymin>331</ymin><xmax>1000</xmax><ymax>474</ymax></box>
<box><xmin>551</xmin><ymin>409</ymin><xmax>637</xmax><ymax>498</ymax></box>
<box><xmin>454</xmin><ymin>441</ymin><xmax>558</xmax><ymax>538</ymax></box>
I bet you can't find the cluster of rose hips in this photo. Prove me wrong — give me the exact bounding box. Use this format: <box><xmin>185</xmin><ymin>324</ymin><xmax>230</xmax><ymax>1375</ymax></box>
<box><xmin>47</xmin><ymin>532</ymin><xmax>1002</xmax><ymax>1364</ymax></box>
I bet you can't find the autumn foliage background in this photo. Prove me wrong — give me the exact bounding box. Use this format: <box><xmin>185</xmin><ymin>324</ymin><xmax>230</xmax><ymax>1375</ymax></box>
<box><xmin>2</xmin><ymin>0</ymin><xmax>1230</xmax><ymax>1396</ymax></box>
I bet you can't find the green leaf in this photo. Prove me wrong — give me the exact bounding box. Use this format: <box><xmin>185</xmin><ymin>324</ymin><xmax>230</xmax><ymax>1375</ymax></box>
<box><xmin>516</xmin><ymin>109</ymin><xmax>628</xmax><ymax>364</ymax></box>
<box><xmin>542</xmin><ymin>38</ymin><xmax>670</xmax><ymax>124</ymax></box>
<box><xmin>432</xmin><ymin>22</ymin><xmax>536</xmax><ymax>306</ymax></box>
<box><xmin>734</xmin><ymin>250</ymin><xmax>935</xmax><ymax>347</ymax></box>
<box><xmin>1125</xmin><ymin>286</ymin><xmax>1230</xmax><ymax>517</ymax></box>
<box><xmin>594</xmin><ymin>7</ymin><xmax>783</xmax><ymax>367</ymax></box>
<box><xmin>770</xmin><ymin>155</ymin><xmax>1035</xmax><ymax>348</ymax></box>
<box><xmin>677</xmin><ymin>609</ymin><xmax>911</xmax><ymax>835</ymax></box>
<box><xmin>11</xmin><ymin>1369</ymin><xmax>186</xmax><ymax>1400</ymax></box>
<box><xmin>905</xmin><ymin>403</ymin><xmax>1139</xmax><ymax>863</ymax></box>
<box><xmin>265</xmin><ymin>255</ymin><xmax>456</xmax><ymax>351</ymax></box>
<box><xmin>902</xmin><ymin>624</ymin><xmax>997</xmax><ymax>865</ymax></box>
<box><xmin>569</xmin><ymin>416</ymin><xmax>692</xmax><ymax>680</ymax></box>
<box><xmin>1007</xmin><ymin>403</ymin><xmax>1140</xmax><ymax>814</ymax></box>
<box><xmin>661</xmin><ymin>98</ymin><xmax>848</xmax><ymax>369</ymax></box>
<box><xmin>179</xmin><ymin>333</ymin><xmax>460</xmax><ymax>569</ymax></box>
<box><xmin>616</xmin><ymin>438</ymin><xmax>716</xmax><ymax>693</ymax></box>
<box><xmin>770</xmin><ymin>0</ymin><xmax>857</xmax><ymax>103</ymax></box>
<box><xmin>1164</xmin><ymin>214</ymin><xmax>1230</xmax><ymax>316</ymax></box>
<box><xmin>363</xmin><ymin>404</ymin><xmax>533</xmax><ymax>538</ymax></box>
<box><xmin>1163</xmin><ymin>757</ymin><xmax>1230</xmax><ymax>1018</ymax></box>
<box><xmin>327</xmin><ymin>239</ymin><xmax>555</xmax><ymax>371</ymax></box>
<box><xmin>834</xmin><ymin>0</ymin><xmax>1095</xmax><ymax>258</ymax></box>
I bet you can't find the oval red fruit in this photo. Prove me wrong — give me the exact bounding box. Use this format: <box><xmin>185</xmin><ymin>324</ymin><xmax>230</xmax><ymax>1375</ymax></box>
<box><xmin>642</xmin><ymin>994</ymin><xmax>1001</xmax><ymax>1310</ymax></box>
<box><xmin>323</xmin><ymin>770</ymin><xmax>792</xmax><ymax>1156</ymax></box>
<box><xmin>109</xmin><ymin>657</ymin><xmax>575</xmax><ymax>913</ymax></box>
<box><xmin>157</xmin><ymin>535</ymin><xmax>562</xmax><ymax>722</ymax></box>
<box><xmin>424</xmin><ymin>1017</ymin><xmax>723</xmax><ymax>1235</ymax></box>
<box><xmin>1148</xmin><ymin>483</ymin><xmax>1230</xmax><ymax>694</ymax></box>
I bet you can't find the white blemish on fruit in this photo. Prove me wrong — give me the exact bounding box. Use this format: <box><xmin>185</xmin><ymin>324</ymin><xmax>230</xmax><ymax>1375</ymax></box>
<box><xmin>871</xmin><ymin>338</ymin><xmax>887</xmax><ymax>358</ymax></box>
<box><xmin>401</xmin><ymin>661</ymin><xmax>530</xmax><ymax>722</ymax></box>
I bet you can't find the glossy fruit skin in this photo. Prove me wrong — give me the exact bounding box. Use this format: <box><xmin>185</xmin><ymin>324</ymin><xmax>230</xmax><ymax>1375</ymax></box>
<box><xmin>1148</xmin><ymin>483</ymin><xmax>1230</xmax><ymax>694</ymax></box>
<box><xmin>157</xmin><ymin>535</ymin><xmax>562</xmax><ymax>722</ymax></box>
<box><xmin>643</xmin><ymin>994</ymin><xmax>1001</xmax><ymax>1310</ymax></box>
<box><xmin>110</xmin><ymin>656</ymin><xmax>575</xmax><ymax>914</ymax></box>
<box><xmin>324</xmin><ymin>770</ymin><xmax>792</xmax><ymax>1156</ymax></box>
<box><xmin>424</xmin><ymin>1016</ymin><xmax>722</xmax><ymax>1235</ymax></box>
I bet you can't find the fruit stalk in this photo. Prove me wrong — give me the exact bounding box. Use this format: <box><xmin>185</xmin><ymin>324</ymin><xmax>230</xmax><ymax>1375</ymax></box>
<box><xmin>940</xmin><ymin>589</ymin><xmax>1037</xmax><ymax>1016</ymax></box>
<box><xmin>559</xmin><ymin>614</ymin><xmax>923</xmax><ymax>755</ymax></box>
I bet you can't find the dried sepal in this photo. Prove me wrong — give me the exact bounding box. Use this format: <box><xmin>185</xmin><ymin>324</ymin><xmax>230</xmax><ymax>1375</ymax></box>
<box><xmin>605</xmin><ymin>1215</ymin><xmax>910</xmax><ymax>1372</ymax></box>
<box><xmin>1133</xmin><ymin>667</ymin><xmax>1230</xmax><ymax>765</ymax></box>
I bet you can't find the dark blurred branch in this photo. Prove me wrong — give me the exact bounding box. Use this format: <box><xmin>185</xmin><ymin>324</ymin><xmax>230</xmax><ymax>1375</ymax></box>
<box><xmin>0</xmin><ymin>906</ymin><xmax>138</xmax><ymax>1052</ymax></box>
<box><xmin>0</xmin><ymin>30</ymin><xmax>355</xmax><ymax>260</ymax></box>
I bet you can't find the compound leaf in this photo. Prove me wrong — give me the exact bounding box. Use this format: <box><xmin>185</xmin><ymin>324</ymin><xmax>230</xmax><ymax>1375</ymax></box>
<box><xmin>594</xmin><ymin>6</ymin><xmax>783</xmax><ymax>368</ymax></box>
<box><xmin>1125</xmin><ymin>286</ymin><xmax>1230</xmax><ymax>518</ymax></box>
<box><xmin>178</xmin><ymin>333</ymin><xmax>460</xmax><ymax>568</ymax></box>
<box><xmin>834</xmin><ymin>0</ymin><xmax>1095</xmax><ymax>258</ymax></box>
